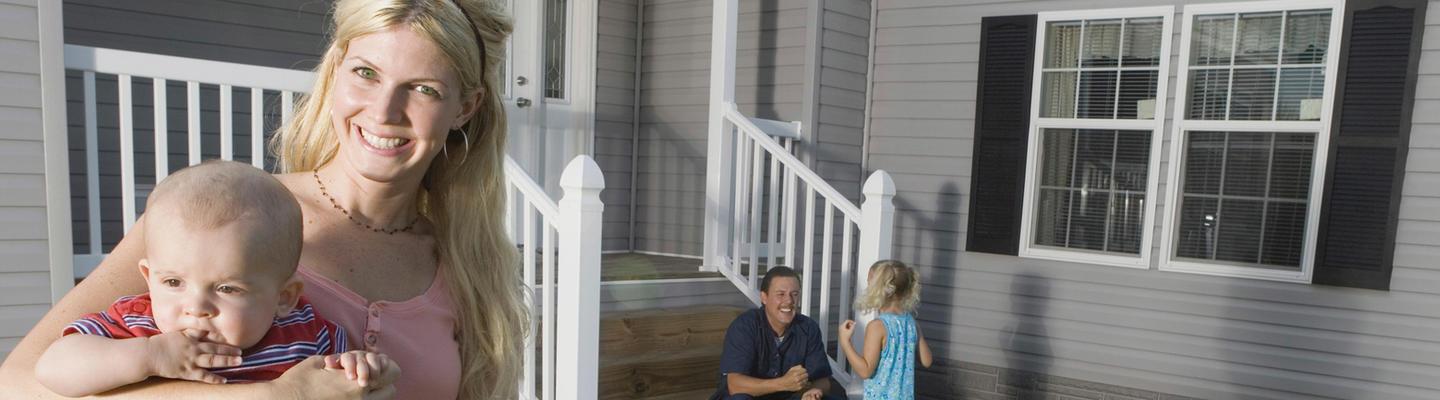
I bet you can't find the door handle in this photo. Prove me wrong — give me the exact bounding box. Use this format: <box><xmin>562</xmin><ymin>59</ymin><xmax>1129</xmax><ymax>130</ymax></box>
<box><xmin>516</xmin><ymin>76</ymin><xmax>529</xmax><ymax>86</ymax></box>
<box><xmin>516</xmin><ymin>97</ymin><xmax>532</xmax><ymax>108</ymax></box>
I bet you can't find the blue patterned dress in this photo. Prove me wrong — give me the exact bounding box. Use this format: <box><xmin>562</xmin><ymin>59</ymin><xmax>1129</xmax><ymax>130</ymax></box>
<box><xmin>863</xmin><ymin>312</ymin><xmax>917</xmax><ymax>399</ymax></box>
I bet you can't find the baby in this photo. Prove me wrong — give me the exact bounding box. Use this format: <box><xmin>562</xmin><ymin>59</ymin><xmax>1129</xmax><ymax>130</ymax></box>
<box><xmin>35</xmin><ymin>161</ymin><xmax>392</xmax><ymax>397</ymax></box>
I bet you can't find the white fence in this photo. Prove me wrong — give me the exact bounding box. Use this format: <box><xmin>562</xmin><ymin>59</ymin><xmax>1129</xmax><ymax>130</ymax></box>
<box><xmin>61</xmin><ymin>45</ymin><xmax>601</xmax><ymax>399</ymax></box>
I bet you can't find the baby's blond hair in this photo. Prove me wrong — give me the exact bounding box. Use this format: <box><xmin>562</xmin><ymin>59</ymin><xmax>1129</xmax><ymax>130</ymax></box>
<box><xmin>854</xmin><ymin>260</ymin><xmax>922</xmax><ymax>313</ymax></box>
<box><xmin>144</xmin><ymin>160</ymin><xmax>303</xmax><ymax>279</ymax></box>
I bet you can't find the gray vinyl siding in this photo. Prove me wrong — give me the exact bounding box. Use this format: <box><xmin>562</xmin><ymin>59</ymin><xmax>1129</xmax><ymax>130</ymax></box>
<box><xmin>596</xmin><ymin>0</ymin><xmax>638</xmax><ymax>252</ymax></box>
<box><xmin>633</xmin><ymin>0</ymin><xmax>809</xmax><ymax>255</ymax></box>
<box><xmin>869</xmin><ymin>1</ymin><xmax>1440</xmax><ymax>399</ymax></box>
<box><xmin>62</xmin><ymin>0</ymin><xmax>325</xmax><ymax>255</ymax></box>
<box><xmin>0</xmin><ymin>0</ymin><xmax>52</xmax><ymax>362</ymax></box>
<box><xmin>811</xmin><ymin>0</ymin><xmax>869</xmax><ymax>203</ymax></box>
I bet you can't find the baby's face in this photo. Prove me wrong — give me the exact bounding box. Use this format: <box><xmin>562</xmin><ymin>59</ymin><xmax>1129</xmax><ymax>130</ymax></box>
<box><xmin>141</xmin><ymin>220</ymin><xmax>295</xmax><ymax>350</ymax></box>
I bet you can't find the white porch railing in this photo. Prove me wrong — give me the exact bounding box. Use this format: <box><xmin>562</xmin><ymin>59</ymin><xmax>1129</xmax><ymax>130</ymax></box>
<box><xmin>703</xmin><ymin>1</ymin><xmax>896</xmax><ymax>394</ymax></box>
<box><xmin>61</xmin><ymin>45</ymin><xmax>601</xmax><ymax>400</ymax></box>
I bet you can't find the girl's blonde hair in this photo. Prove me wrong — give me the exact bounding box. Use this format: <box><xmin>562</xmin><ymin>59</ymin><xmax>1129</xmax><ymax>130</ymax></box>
<box><xmin>854</xmin><ymin>260</ymin><xmax>922</xmax><ymax>313</ymax></box>
<box><xmin>271</xmin><ymin>1</ymin><xmax>523</xmax><ymax>398</ymax></box>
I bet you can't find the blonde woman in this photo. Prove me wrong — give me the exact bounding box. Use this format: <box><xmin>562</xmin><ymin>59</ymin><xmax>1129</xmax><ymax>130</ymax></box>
<box><xmin>839</xmin><ymin>260</ymin><xmax>934</xmax><ymax>400</ymax></box>
<box><xmin>0</xmin><ymin>1</ymin><xmax>524</xmax><ymax>398</ymax></box>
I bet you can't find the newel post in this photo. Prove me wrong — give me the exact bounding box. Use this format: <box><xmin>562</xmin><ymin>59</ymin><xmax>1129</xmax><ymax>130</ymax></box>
<box><xmin>557</xmin><ymin>155</ymin><xmax>604</xmax><ymax>399</ymax></box>
<box><xmin>701</xmin><ymin>0</ymin><xmax>738</xmax><ymax>271</ymax></box>
<box><xmin>854</xmin><ymin>170</ymin><xmax>895</xmax><ymax>349</ymax></box>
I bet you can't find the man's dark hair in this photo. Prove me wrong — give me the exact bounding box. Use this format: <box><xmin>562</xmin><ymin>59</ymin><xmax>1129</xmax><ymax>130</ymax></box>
<box><xmin>760</xmin><ymin>266</ymin><xmax>801</xmax><ymax>292</ymax></box>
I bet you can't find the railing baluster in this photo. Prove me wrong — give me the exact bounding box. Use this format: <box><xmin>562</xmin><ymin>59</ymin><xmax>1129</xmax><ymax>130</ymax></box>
<box><xmin>542</xmin><ymin>223</ymin><xmax>556</xmax><ymax>400</ymax></box>
<box><xmin>524</xmin><ymin>204</ymin><xmax>536</xmax><ymax>290</ymax></box>
<box><xmin>83</xmin><ymin>71</ymin><xmax>100</xmax><ymax>256</ymax></box>
<box><xmin>220</xmin><ymin>84</ymin><xmax>232</xmax><ymax>160</ymax></box>
<box><xmin>837</xmin><ymin>221</ymin><xmax>854</xmax><ymax>371</ymax></box>
<box><xmin>800</xmin><ymin>186</ymin><xmax>815</xmax><ymax>316</ymax></box>
<box><xmin>281</xmin><ymin>91</ymin><xmax>294</xmax><ymax>125</ymax></box>
<box><xmin>153</xmin><ymin>78</ymin><xmax>168</xmax><ymax>181</ymax></box>
<box><xmin>521</xmin><ymin>188</ymin><xmax>535</xmax><ymax>399</ymax></box>
<box><xmin>818</xmin><ymin>201</ymin><xmax>834</xmax><ymax>345</ymax></box>
<box><xmin>730</xmin><ymin>133</ymin><xmax>750</xmax><ymax>278</ymax></box>
<box><xmin>765</xmin><ymin>140</ymin><xmax>781</xmax><ymax>271</ymax></box>
<box><xmin>251</xmin><ymin>88</ymin><xmax>264</xmax><ymax>168</ymax></box>
<box><xmin>748</xmin><ymin>140</ymin><xmax>763</xmax><ymax>283</ymax></box>
<box><xmin>119</xmin><ymin>75</ymin><xmax>136</xmax><ymax>232</ymax></box>
<box><xmin>187</xmin><ymin>81</ymin><xmax>200</xmax><ymax>165</ymax></box>
<box><xmin>783</xmin><ymin>142</ymin><xmax>796</xmax><ymax>270</ymax></box>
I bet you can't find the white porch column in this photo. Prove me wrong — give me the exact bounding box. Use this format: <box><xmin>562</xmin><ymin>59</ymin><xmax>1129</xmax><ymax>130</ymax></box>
<box><xmin>556</xmin><ymin>156</ymin><xmax>604</xmax><ymax>400</ymax></box>
<box><xmin>702</xmin><ymin>0</ymin><xmax>738</xmax><ymax>271</ymax></box>
<box><xmin>853</xmin><ymin>170</ymin><xmax>895</xmax><ymax>350</ymax></box>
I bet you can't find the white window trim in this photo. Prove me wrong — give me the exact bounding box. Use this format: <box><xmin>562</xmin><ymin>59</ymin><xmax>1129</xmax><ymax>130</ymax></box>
<box><xmin>544</xmin><ymin>0</ymin><xmax>575</xmax><ymax>104</ymax></box>
<box><xmin>1018</xmin><ymin>6</ymin><xmax>1176</xmax><ymax>269</ymax></box>
<box><xmin>1158</xmin><ymin>0</ymin><xmax>1346</xmax><ymax>283</ymax></box>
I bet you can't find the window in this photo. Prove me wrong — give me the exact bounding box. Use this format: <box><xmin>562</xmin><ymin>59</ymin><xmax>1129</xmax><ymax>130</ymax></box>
<box><xmin>1161</xmin><ymin>0</ymin><xmax>1343</xmax><ymax>282</ymax></box>
<box><xmin>1019</xmin><ymin>7</ymin><xmax>1174</xmax><ymax>268</ymax></box>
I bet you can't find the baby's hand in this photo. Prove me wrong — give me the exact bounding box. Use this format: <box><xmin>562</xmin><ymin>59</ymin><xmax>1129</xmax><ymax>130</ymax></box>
<box><xmin>325</xmin><ymin>350</ymin><xmax>396</xmax><ymax>388</ymax></box>
<box><xmin>143</xmin><ymin>329</ymin><xmax>243</xmax><ymax>384</ymax></box>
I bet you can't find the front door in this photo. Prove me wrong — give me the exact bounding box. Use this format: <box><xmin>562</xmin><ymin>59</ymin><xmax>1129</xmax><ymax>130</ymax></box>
<box><xmin>504</xmin><ymin>0</ymin><xmax>593</xmax><ymax>195</ymax></box>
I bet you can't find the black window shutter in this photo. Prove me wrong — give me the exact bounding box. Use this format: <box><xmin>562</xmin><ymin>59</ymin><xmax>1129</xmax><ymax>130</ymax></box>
<box><xmin>1313</xmin><ymin>0</ymin><xmax>1426</xmax><ymax>290</ymax></box>
<box><xmin>967</xmin><ymin>15</ymin><xmax>1037</xmax><ymax>256</ymax></box>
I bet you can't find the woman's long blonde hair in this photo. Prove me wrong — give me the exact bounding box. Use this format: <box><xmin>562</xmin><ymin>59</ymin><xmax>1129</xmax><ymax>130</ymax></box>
<box><xmin>854</xmin><ymin>260</ymin><xmax>922</xmax><ymax>313</ymax></box>
<box><xmin>271</xmin><ymin>1</ymin><xmax>523</xmax><ymax>398</ymax></box>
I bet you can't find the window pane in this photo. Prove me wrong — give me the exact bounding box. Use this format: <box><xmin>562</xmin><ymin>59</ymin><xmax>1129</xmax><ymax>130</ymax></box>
<box><xmin>1228</xmin><ymin>68</ymin><xmax>1277</xmax><ymax>120</ymax></box>
<box><xmin>1283</xmin><ymin>9</ymin><xmax>1331</xmax><ymax>64</ymax></box>
<box><xmin>1034</xmin><ymin>129</ymin><xmax>1151</xmax><ymax>256</ymax></box>
<box><xmin>1042</xmin><ymin>72</ymin><xmax>1078</xmax><ymax>118</ymax></box>
<box><xmin>1235</xmin><ymin>12</ymin><xmax>1282</xmax><ymax>65</ymax></box>
<box><xmin>1117</xmin><ymin>70</ymin><xmax>1159</xmax><ymax>119</ymax></box>
<box><xmin>1108</xmin><ymin>193</ymin><xmax>1146</xmax><ymax>254</ymax></box>
<box><xmin>1222</xmin><ymin>132</ymin><xmax>1270</xmax><ymax>197</ymax></box>
<box><xmin>1188</xmin><ymin>69</ymin><xmax>1231</xmax><ymax>120</ymax></box>
<box><xmin>1077</xmin><ymin>71</ymin><xmax>1118</xmax><ymax>118</ymax></box>
<box><xmin>1276</xmin><ymin>67</ymin><xmax>1325</xmax><ymax>121</ymax></box>
<box><xmin>1176</xmin><ymin>131</ymin><xmax>1314</xmax><ymax>269</ymax></box>
<box><xmin>1123</xmin><ymin>17</ymin><xmax>1164</xmax><ymax>67</ymax></box>
<box><xmin>1068</xmin><ymin>191</ymin><xmax>1111</xmax><ymax>251</ymax></box>
<box><xmin>1183</xmin><ymin>132</ymin><xmax>1226</xmax><ymax>194</ymax></box>
<box><xmin>1261</xmin><ymin>201</ymin><xmax>1307</xmax><ymax>267</ymax></box>
<box><xmin>1046</xmin><ymin>21</ymin><xmax>1083</xmax><ymax>68</ymax></box>
<box><xmin>1268</xmin><ymin>133</ymin><xmax>1315</xmax><ymax>199</ymax></box>
<box><xmin>1176</xmin><ymin>196</ymin><xmax>1220</xmax><ymax>259</ymax></box>
<box><xmin>1040</xmin><ymin>129</ymin><xmax>1076</xmax><ymax>187</ymax></box>
<box><xmin>1191</xmin><ymin>14</ymin><xmax>1235</xmax><ymax>66</ymax></box>
<box><xmin>1035</xmin><ymin>188</ymin><xmax>1073</xmax><ymax>247</ymax></box>
<box><xmin>1215</xmin><ymin>199</ymin><xmax>1264</xmax><ymax>263</ymax></box>
<box><xmin>1082</xmin><ymin>19</ymin><xmax>1123</xmax><ymax>67</ymax></box>
<box><xmin>1114</xmin><ymin>130</ymin><xmax>1151</xmax><ymax>191</ymax></box>
<box><xmin>544</xmin><ymin>0</ymin><xmax>567</xmax><ymax>99</ymax></box>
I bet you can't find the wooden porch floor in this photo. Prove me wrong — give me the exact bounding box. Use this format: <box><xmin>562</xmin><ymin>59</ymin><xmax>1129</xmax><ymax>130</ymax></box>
<box><xmin>598</xmin><ymin>252</ymin><xmax>719</xmax><ymax>282</ymax></box>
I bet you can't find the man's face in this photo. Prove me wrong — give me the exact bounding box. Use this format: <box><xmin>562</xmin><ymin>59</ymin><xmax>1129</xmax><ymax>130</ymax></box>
<box><xmin>760</xmin><ymin>276</ymin><xmax>801</xmax><ymax>331</ymax></box>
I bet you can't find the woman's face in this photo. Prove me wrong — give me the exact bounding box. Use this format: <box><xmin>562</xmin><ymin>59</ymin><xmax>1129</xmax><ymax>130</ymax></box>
<box><xmin>330</xmin><ymin>25</ymin><xmax>475</xmax><ymax>184</ymax></box>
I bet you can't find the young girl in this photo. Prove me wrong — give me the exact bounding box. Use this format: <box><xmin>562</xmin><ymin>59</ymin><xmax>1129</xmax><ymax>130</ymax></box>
<box><xmin>840</xmin><ymin>260</ymin><xmax>934</xmax><ymax>399</ymax></box>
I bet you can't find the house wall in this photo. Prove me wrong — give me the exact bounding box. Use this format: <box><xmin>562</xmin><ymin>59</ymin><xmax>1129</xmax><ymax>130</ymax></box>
<box><xmin>0</xmin><ymin>0</ymin><xmax>55</xmax><ymax>362</ymax></box>
<box><xmin>595</xmin><ymin>0</ymin><xmax>639</xmax><ymax>252</ymax></box>
<box><xmin>812</xmin><ymin>0</ymin><xmax>869</xmax><ymax>202</ymax></box>
<box><xmin>868</xmin><ymin>1</ymin><xmax>1440</xmax><ymax>399</ymax></box>
<box><xmin>633</xmin><ymin>0</ymin><xmax>810</xmax><ymax>256</ymax></box>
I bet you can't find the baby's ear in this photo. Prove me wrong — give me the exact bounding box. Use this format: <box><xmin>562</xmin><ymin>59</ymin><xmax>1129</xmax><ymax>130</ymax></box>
<box><xmin>138</xmin><ymin>259</ymin><xmax>151</xmax><ymax>281</ymax></box>
<box><xmin>275</xmin><ymin>276</ymin><xmax>305</xmax><ymax>317</ymax></box>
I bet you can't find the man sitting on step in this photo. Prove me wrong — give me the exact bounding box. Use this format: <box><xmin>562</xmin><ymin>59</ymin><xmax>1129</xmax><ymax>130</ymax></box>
<box><xmin>712</xmin><ymin>266</ymin><xmax>845</xmax><ymax>400</ymax></box>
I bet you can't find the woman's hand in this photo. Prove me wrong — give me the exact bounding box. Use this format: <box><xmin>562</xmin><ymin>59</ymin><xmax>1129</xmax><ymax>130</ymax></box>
<box><xmin>271</xmin><ymin>355</ymin><xmax>400</xmax><ymax>400</ymax></box>
<box><xmin>325</xmin><ymin>350</ymin><xmax>399</xmax><ymax>389</ymax></box>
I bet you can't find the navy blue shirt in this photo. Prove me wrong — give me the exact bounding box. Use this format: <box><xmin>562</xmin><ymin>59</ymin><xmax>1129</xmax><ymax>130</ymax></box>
<box><xmin>712</xmin><ymin>307</ymin><xmax>832</xmax><ymax>399</ymax></box>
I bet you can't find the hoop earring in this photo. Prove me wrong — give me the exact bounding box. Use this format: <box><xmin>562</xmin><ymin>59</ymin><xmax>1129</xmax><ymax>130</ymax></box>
<box><xmin>445</xmin><ymin>128</ymin><xmax>472</xmax><ymax>166</ymax></box>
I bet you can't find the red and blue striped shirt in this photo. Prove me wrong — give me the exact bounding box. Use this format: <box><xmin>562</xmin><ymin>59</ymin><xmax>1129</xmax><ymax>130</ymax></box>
<box><xmin>63</xmin><ymin>294</ymin><xmax>348</xmax><ymax>382</ymax></box>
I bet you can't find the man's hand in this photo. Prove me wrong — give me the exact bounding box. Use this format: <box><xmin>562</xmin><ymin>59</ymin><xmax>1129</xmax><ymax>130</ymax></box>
<box><xmin>143</xmin><ymin>329</ymin><xmax>243</xmax><ymax>384</ymax></box>
<box><xmin>775</xmin><ymin>364</ymin><xmax>809</xmax><ymax>392</ymax></box>
<box><xmin>326</xmin><ymin>350</ymin><xmax>398</xmax><ymax>388</ymax></box>
<box><xmin>801</xmin><ymin>387</ymin><xmax>824</xmax><ymax>400</ymax></box>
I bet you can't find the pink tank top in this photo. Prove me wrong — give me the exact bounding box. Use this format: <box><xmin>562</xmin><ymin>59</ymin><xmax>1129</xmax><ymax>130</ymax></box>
<box><xmin>297</xmin><ymin>267</ymin><xmax>461</xmax><ymax>400</ymax></box>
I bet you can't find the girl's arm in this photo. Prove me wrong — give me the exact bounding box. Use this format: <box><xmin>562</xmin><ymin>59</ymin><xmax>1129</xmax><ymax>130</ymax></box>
<box><xmin>917</xmin><ymin>326</ymin><xmax>933</xmax><ymax>368</ymax></box>
<box><xmin>838</xmin><ymin>320</ymin><xmax>887</xmax><ymax>379</ymax></box>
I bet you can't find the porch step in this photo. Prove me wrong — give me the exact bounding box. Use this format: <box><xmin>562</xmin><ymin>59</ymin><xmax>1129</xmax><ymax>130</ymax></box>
<box><xmin>643</xmin><ymin>388</ymin><xmax>718</xmax><ymax>400</ymax></box>
<box><xmin>599</xmin><ymin>305</ymin><xmax>745</xmax><ymax>399</ymax></box>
